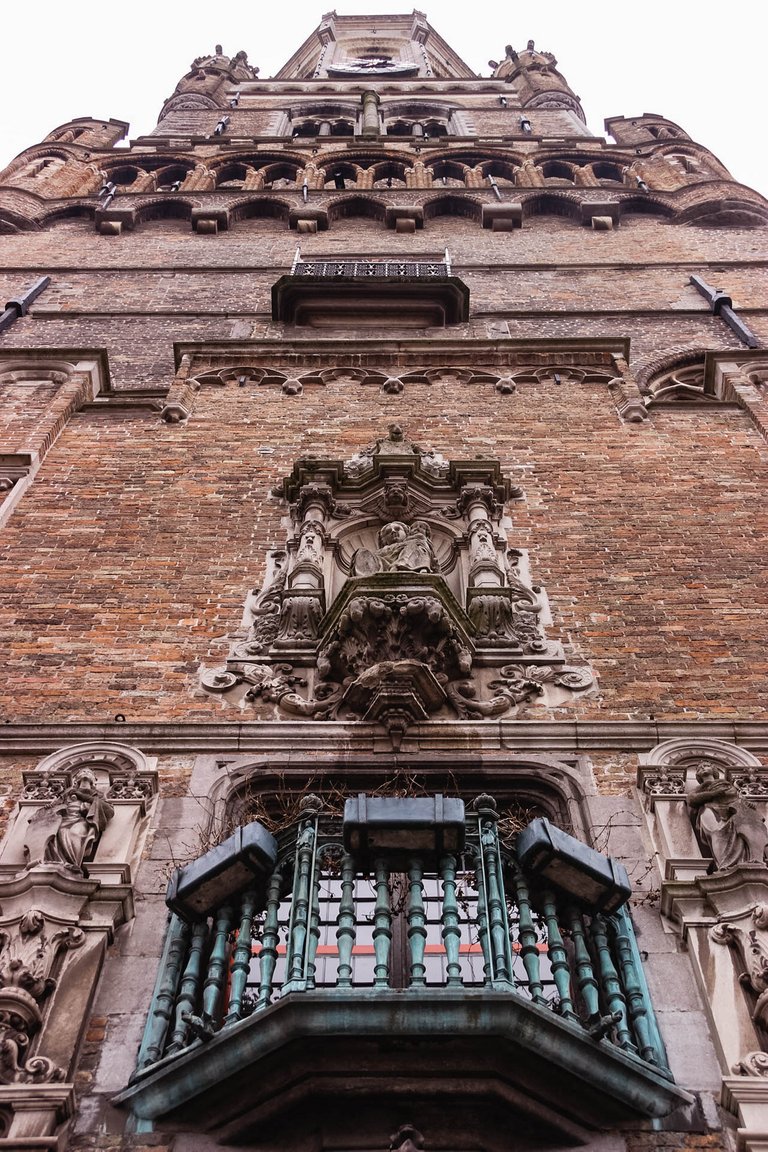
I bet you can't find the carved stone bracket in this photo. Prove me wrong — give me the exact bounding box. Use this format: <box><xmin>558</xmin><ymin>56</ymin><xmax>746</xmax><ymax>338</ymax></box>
<box><xmin>609</xmin><ymin>354</ymin><xmax>650</xmax><ymax>423</ymax></box>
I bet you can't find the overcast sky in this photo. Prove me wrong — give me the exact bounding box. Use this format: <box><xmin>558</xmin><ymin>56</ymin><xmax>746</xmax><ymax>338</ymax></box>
<box><xmin>1</xmin><ymin>2</ymin><xmax>766</xmax><ymax>198</ymax></box>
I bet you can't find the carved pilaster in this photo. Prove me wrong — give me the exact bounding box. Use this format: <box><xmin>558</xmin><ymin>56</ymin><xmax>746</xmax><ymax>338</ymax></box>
<box><xmin>0</xmin><ymin>743</ymin><xmax>156</xmax><ymax>1145</ymax></box>
<box><xmin>712</xmin><ymin>904</ymin><xmax>768</xmax><ymax>1031</ymax></box>
<box><xmin>723</xmin><ymin>1070</ymin><xmax>768</xmax><ymax>1152</ymax></box>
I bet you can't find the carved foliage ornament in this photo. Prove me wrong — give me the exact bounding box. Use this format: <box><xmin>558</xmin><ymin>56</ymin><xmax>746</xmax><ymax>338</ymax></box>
<box><xmin>733</xmin><ymin>1051</ymin><xmax>768</xmax><ymax>1077</ymax></box>
<box><xmin>202</xmin><ymin>426</ymin><xmax>595</xmax><ymax>739</ymax></box>
<box><xmin>0</xmin><ymin>908</ymin><xmax>83</xmax><ymax>1084</ymax></box>
<box><xmin>713</xmin><ymin>904</ymin><xmax>768</xmax><ymax>1034</ymax></box>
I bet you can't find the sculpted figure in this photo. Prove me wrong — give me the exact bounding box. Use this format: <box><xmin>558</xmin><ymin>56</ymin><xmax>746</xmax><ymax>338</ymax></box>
<box><xmin>469</xmin><ymin>519</ymin><xmax>499</xmax><ymax>565</ymax></box>
<box><xmin>353</xmin><ymin>521</ymin><xmax>440</xmax><ymax>576</ymax></box>
<box><xmin>297</xmin><ymin>520</ymin><xmax>324</xmax><ymax>565</ymax></box>
<box><xmin>29</xmin><ymin>770</ymin><xmax>114</xmax><ymax>873</ymax></box>
<box><xmin>688</xmin><ymin>763</ymin><xmax>768</xmax><ymax>870</ymax></box>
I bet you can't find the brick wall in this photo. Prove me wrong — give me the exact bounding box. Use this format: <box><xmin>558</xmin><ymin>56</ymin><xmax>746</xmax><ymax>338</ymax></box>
<box><xmin>0</xmin><ymin>355</ymin><xmax>765</xmax><ymax>722</ymax></box>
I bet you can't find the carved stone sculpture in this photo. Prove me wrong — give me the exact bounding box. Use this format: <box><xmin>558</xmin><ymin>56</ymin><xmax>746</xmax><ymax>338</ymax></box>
<box><xmin>25</xmin><ymin>770</ymin><xmax>114</xmax><ymax>874</ymax></box>
<box><xmin>352</xmin><ymin>520</ymin><xmax>439</xmax><ymax>576</ymax></box>
<box><xmin>201</xmin><ymin>427</ymin><xmax>595</xmax><ymax>735</ymax></box>
<box><xmin>0</xmin><ymin>909</ymin><xmax>83</xmax><ymax>1084</ymax></box>
<box><xmin>688</xmin><ymin>763</ymin><xmax>768</xmax><ymax>870</ymax></box>
<box><xmin>713</xmin><ymin>905</ymin><xmax>768</xmax><ymax>1031</ymax></box>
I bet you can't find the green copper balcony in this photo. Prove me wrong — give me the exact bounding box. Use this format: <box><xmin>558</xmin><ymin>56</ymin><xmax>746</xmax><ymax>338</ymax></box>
<box><xmin>115</xmin><ymin>795</ymin><xmax>690</xmax><ymax>1148</ymax></box>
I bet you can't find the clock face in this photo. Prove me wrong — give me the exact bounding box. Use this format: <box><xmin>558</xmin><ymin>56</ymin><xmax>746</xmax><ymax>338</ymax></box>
<box><xmin>328</xmin><ymin>57</ymin><xmax>418</xmax><ymax>76</ymax></box>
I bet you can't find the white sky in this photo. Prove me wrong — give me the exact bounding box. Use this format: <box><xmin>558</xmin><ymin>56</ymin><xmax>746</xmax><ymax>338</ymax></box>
<box><xmin>1</xmin><ymin>1</ymin><xmax>766</xmax><ymax>198</ymax></box>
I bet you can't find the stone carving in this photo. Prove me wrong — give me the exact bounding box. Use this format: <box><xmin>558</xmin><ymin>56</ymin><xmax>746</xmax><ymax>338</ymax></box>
<box><xmin>21</xmin><ymin>775</ymin><xmax>68</xmax><ymax>802</ymax></box>
<box><xmin>106</xmin><ymin>775</ymin><xmax>155</xmax><ymax>801</ymax></box>
<box><xmin>201</xmin><ymin>426</ymin><xmax>595</xmax><ymax>737</ymax></box>
<box><xmin>318</xmin><ymin>585</ymin><xmax>472</xmax><ymax>684</ymax></box>
<box><xmin>25</xmin><ymin>770</ymin><xmax>115</xmax><ymax>874</ymax></box>
<box><xmin>713</xmin><ymin>905</ymin><xmax>768</xmax><ymax>1030</ymax></box>
<box><xmin>243</xmin><ymin>664</ymin><xmax>343</xmax><ymax>719</ymax></box>
<box><xmin>642</xmin><ymin>770</ymin><xmax>687</xmax><ymax>796</ymax></box>
<box><xmin>732</xmin><ymin>769</ymin><xmax>768</xmax><ymax>799</ymax></box>
<box><xmin>352</xmin><ymin>520</ymin><xmax>439</xmax><ymax>576</ymax></box>
<box><xmin>609</xmin><ymin>355</ymin><xmax>650</xmax><ymax>423</ymax></box>
<box><xmin>733</xmin><ymin>1051</ymin><xmax>768</xmax><ymax>1077</ymax></box>
<box><xmin>646</xmin><ymin>364</ymin><xmax>712</xmax><ymax>405</ymax></box>
<box><xmin>688</xmin><ymin>763</ymin><xmax>768</xmax><ymax>870</ymax></box>
<box><xmin>237</xmin><ymin>552</ymin><xmax>288</xmax><ymax>656</ymax></box>
<box><xmin>0</xmin><ymin>909</ymin><xmax>83</xmax><ymax>1084</ymax></box>
<box><xmin>447</xmin><ymin>664</ymin><xmax>593</xmax><ymax>718</ymax></box>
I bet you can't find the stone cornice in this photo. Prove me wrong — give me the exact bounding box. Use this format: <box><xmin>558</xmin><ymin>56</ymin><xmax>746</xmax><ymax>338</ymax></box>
<box><xmin>0</xmin><ymin>719</ymin><xmax>766</xmax><ymax>755</ymax></box>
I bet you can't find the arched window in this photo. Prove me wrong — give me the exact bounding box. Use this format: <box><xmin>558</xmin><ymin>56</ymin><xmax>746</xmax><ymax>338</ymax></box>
<box><xmin>429</xmin><ymin>160</ymin><xmax>466</xmax><ymax>187</ymax></box>
<box><xmin>540</xmin><ymin>160</ymin><xmax>575</xmax><ymax>185</ymax></box>
<box><xmin>591</xmin><ymin>161</ymin><xmax>624</xmax><ymax>183</ymax></box>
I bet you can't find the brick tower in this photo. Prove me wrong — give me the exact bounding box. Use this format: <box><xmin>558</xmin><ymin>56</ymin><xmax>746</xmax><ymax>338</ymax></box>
<box><xmin>1</xmin><ymin>11</ymin><xmax>768</xmax><ymax>1152</ymax></box>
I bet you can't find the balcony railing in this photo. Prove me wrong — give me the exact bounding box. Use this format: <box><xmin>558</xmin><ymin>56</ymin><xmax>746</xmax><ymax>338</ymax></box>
<box><xmin>134</xmin><ymin>796</ymin><xmax>670</xmax><ymax>1080</ymax></box>
<box><xmin>290</xmin><ymin>246</ymin><xmax>452</xmax><ymax>278</ymax></box>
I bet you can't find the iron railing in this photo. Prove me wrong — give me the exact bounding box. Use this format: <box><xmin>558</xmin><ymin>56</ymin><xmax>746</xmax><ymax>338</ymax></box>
<box><xmin>290</xmin><ymin>247</ymin><xmax>452</xmax><ymax>278</ymax></box>
<box><xmin>136</xmin><ymin>799</ymin><xmax>669</xmax><ymax>1078</ymax></box>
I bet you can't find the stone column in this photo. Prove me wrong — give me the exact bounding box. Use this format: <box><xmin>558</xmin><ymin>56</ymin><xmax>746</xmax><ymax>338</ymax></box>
<box><xmin>181</xmin><ymin>164</ymin><xmax>214</xmax><ymax>192</ymax></box>
<box><xmin>361</xmin><ymin>90</ymin><xmax>381</xmax><ymax>137</ymax></box>
<box><xmin>243</xmin><ymin>166</ymin><xmax>265</xmax><ymax>190</ymax></box>
<box><xmin>574</xmin><ymin>166</ymin><xmax>600</xmax><ymax>187</ymax></box>
<box><xmin>467</xmin><ymin>518</ymin><xmax>504</xmax><ymax>587</ymax></box>
<box><xmin>412</xmin><ymin>161</ymin><xmax>431</xmax><ymax>187</ymax></box>
<box><xmin>515</xmin><ymin>159</ymin><xmax>544</xmax><ymax>187</ymax></box>
<box><xmin>131</xmin><ymin>169</ymin><xmax>157</xmax><ymax>193</ymax></box>
<box><xmin>273</xmin><ymin>484</ymin><xmax>332</xmax><ymax>648</ymax></box>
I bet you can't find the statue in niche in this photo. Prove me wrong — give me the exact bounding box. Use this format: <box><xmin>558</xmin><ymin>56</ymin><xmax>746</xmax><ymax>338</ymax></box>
<box><xmin>27</xmin><ymin>770</ymin><xmax>114</xmax><ymax>873</ymax></box>
<box><xmin>352</xmin><ymin>520</ymin><xmax>440</xmax><ymax>576</ymax></box>
<box><xmin>688</xmin><ymin>762</ymin><xmax>768</xmax><ymax>870</ymax></box>
<box><xmin>297</xmin><ymin>520</ymin><xmax>324</xmax><ymax>566</ymax></box>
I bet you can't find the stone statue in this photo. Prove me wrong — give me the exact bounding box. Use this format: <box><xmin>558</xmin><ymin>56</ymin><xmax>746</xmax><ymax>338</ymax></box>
<box><xmin>352</xmin><ymin>520</ymin><xmax>440</xmax><ymax>576</ymax></box>
<box><xmin>27</xmin><ymin>770</ymin><xmax>114</xmax><ymax>873</ymax></box>
<box><xmin>296</xmin><ymin>520</ymin><xmax>324</xmax><ymax>565</ymax></box>
<box><xmin>688</xmin><ymin>763</ymin><xmax>768</xmax><ymax>870</ymax></box>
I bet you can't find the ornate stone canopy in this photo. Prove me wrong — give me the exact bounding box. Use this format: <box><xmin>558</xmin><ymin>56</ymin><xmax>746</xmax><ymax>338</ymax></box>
<box><xmin>201</xmin><ymin>426</ymin><xmax>594</xmax><ymax>742</ymax></box>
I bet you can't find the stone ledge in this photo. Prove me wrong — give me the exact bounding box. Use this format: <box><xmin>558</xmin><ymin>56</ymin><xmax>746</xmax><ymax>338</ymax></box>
<box><xmin>482</xmin><ymin>202</ymin><xmax>523</xmax><ymax>230</ymax></box>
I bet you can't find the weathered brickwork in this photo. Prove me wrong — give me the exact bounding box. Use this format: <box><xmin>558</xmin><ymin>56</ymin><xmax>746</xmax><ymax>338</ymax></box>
<box><xmin>0</xmin><ymin>376</ymin><xmax>765</xmax><ymax>722</ymax></box>
<box><xmin>0</xmin><ymin>14</ymin><xmax>766</xmax><ymax>1152</ymax></box>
